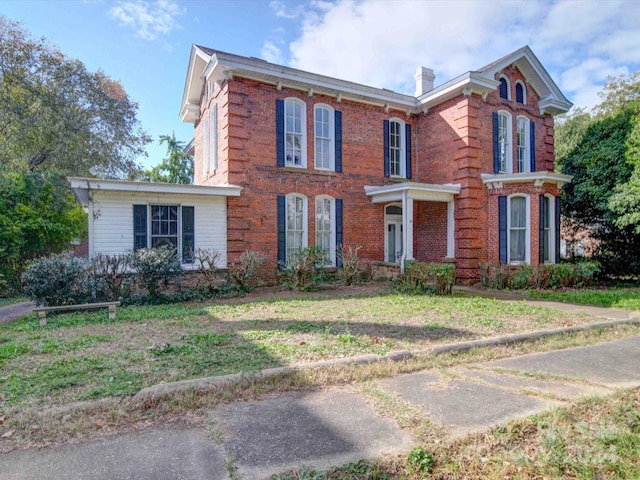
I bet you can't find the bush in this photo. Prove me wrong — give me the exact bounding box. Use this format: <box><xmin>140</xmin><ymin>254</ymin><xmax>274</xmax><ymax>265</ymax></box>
<box><xmin>337</xmin><ymin>244</ymin><xmax>367</xmax><ymax>286</ymax></box>
<box><xmin>477</xmin><ymin>261</ymin><xmax>602</xmax><ymax>290</ymax></box>
<box><xmin>129</xmin><ymin>246</ymin><xmax>183</xmax><ymax>298</ymax></box>
<box><xmin>228</xmin><ymin>250</ymin><xmax>266</xmax><ymax>291</ymax></box>
<box><xmin>192</xmin><ymin>248</ymin><xmax>222</xmax><ymax>293</ymax></box>
<box><xmin>89</xmin><ymin>253</ymin><xmax>130</xmax><ymax>301</ymax></box>
<box><xmin>279</xmin><ymin>247</ymin><xmax>328</xmax><ymax>291</ymax></box>
<box><xmin>401</xmin><ymin>261</ymin><xmax>455</xmax><ymax>295</ymax></box>
<box><xmin>22</xmin><ymin>251</ymin><xmax>89</xmax><ymax>306</ymax></box>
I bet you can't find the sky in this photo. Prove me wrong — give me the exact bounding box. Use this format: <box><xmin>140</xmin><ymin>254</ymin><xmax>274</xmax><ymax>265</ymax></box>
<box><xmin>1</xmin><ymin>0</ymin><xmax>639</xmax><ymax>170</ymax></box>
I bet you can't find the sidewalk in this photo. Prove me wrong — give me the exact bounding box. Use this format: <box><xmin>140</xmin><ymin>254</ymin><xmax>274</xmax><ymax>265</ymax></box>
<box><xmin>0</xmin><ymin>301</ymin><xmax>34</xmax><ymax>324</ymax></box>
<box><xmin>1</xmin><ymin>294</ymin><xmax>639</xmax><ymax>479</ymax></box>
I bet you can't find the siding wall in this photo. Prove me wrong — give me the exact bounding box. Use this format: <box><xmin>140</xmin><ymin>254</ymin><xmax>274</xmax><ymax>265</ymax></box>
<box><xmin>90</xmin><ymin>190</ymin><xmax>228</xmax><ymax>268</ymax></box>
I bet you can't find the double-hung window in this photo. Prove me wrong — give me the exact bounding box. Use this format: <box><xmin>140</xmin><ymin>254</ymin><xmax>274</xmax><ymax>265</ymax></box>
<box><xmin>315</xmin><ymin>196</ymin><xmax>334</xmax><ymax>265</ymax></box>
<box><xmin>133</xmin><ymin>204</ymin><xmax>195</xmax><ymax>263</ymax></box>
<box><xmin>508</xmin><ymin>196</ymin><xmax>528</xmax><ymax>264</ymax></box>
<box><xmin>384</xmin><ymin>118</ymin><xmax>411</xmax><ymax>179</ymax></box>
<box><xmin>286</xmin><ymin>194</ymin><xmax>307</xmax><ymax>262</ymax></box>
<box><xmin>285</xmin><ymin>99</ymin><xmax>306</xmax><ymax>167</ymax></box>
<box><xmin>516</xmin><ymin>116</ymin><xmax>529</xmax><ymax>173</ymax></box>
<box><xmin>496</xmin><ymin>112</ymin><xmax>512</xmax><ymax>173</ymax></box>
<box><xmin>314</xmin><ymin>105</ymin><xmax>334</xmax><ymax>170</ymax></box>
<box><xmin>390</xmin><ymin>120</ymin><xmax>403</xmax><ymax>176</ymax></box>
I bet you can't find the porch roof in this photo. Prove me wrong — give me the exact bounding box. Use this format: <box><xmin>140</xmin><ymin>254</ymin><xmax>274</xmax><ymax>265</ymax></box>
<box><xmin>364</xmin><ymin>182</ymin><xmax>461</xmax><ymax>204</ymax></box>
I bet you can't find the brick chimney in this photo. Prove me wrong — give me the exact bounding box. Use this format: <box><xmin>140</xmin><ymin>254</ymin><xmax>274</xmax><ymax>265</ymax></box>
<box><xmin>414</xmin><ymin>67</ymin><xmax>435</xmax><ymax>97</ymax></box>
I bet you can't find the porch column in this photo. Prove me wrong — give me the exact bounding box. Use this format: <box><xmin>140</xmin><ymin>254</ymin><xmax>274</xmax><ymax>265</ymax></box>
<box><xmin>447</xmin><ymin>200</ymin><xmax>455</xmax><ymax>258</ymax></box>
<box><xmin>402</xmin><ymin>191</ymin><xmax>414</xmax><ymax>260</ymax></box>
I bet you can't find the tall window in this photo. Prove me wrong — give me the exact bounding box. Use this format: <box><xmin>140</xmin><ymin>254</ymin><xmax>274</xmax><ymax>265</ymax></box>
<box><xmin>286</xmin><ymin>194</ymin><xmax>307</xmax><ymax>261</ymax></box>
<box><xmin>314</xmin><ymin>105</ymin><xmax>334</xmax><ymax>170</ymax></box>
<box><xmin>517</xmin><ymin>116</ymin><xmax>529</xmax><ymax>173</ymax></box>
<box><xmin>509</xmin><ymin>196</ymin><xmax>528</xmax><ymax>263</ymax></box>
<box><xmin>285</xmin><ymin>99</ymin><xmax>305</xmax><ymax>167</ymax></box>
<box><xmin>151</xmin><ymin>205</ymin><xmax>179</xmax><ymax>250</ymax></box>
<box><xmin>515</xmin><ymin>81</ymin><xmax>526</xmax><ymax>104</ymax></box>
<box><xmin>499</xmin><ymin>77</ymin><xmax>510</xmax><ymax>99</ymax></box>
<box><xmin>315</xmin><ymin>196</ymin><xmax>334</xmax><ymax>265</ymax></box>
<box><xmin>209</xmin><ymin>105</ymin><xmax>218</xmax><ymax>172</ymax></box>
<box><xmin>202</xmin><ymin>114</ymin><xmax>209</xmax><ymax>177</ymax></box>
<box><xmin>497</xmin><ymin>112</ymin><xmax>512</xmax><ymax>173</ymax></box>
<box><xmin>389</xmin><ymin>119</ymin><xmax>406</xmax><ymax>177</ymax></box>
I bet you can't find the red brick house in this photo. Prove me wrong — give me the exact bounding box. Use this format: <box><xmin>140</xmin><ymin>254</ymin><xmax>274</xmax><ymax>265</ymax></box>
<box><xmin>178</xmin><ymin>44</ymin><xmax>572</xmax><ymax>283</ymax></box>
<box><xmin>72</xmin><ymin>45</ymin><xmax>572</xmax><ymax>284</ymax></box>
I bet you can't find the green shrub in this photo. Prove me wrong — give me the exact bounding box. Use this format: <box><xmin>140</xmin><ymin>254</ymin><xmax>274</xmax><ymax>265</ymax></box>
<box><xmin>401</xmin><ymin>261</ymin><xmax>455</xmax><ymax>295</ymax></box>
<box><xmin>89</xmin><ymin>253</ymin><xmax>130</xmax><ymax>301</ymax></box>
<box><xmin>510</xmin><ymin>264</ymin><xmax>535</xmax><ymax>290</ymax></box>
<box><xmin>574</xmin><ymin>260</ymin><xmax>601</xmax><ymax>286</ymax></box>
<box><xmin>192</xmin><ymin>248</ymin><xmax>222</xmax><ymax>293</ymax></box>
<box><xmin>229</xmin><ymin>250</ymin><xmax>266</xmax><ymax>291</ymax></box>
<box><xmin>337</xmin><ymin>244</ymin><xmax>367</xmax><ymax>285</ymax></box>
<box><xmin>279</xmin><ymin>247</ymin><xmax>328</xmax><ymax>291</ymax></box>
<box><xmin>129</xmin><ymin>246</ymin><xmax>183</xmax><ymax>299</ymax></box>
<box><xmin>21</xmin><ymin>251</ymin><xmax>90</xmax><ymax>306</ymax></box>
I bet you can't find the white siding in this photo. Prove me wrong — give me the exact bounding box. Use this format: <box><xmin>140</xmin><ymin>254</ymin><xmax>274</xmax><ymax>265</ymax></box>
<box><xmin>90</xmin><ymin>191</ymin><xmax>228</xmax><ymax>268</ymax></box>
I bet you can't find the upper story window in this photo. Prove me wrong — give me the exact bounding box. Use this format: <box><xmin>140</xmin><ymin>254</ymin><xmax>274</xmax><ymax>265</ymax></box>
<box><xmin>285</xmin><ymin>98</ymin><xmax>306</xmax><ymax>168</ymax></box>
<box><xmin>384</xmin><ymin>118</ymin><xmax>412</xmax><ymax>179</ymax></box>
<box><xmin>201</xmin><ymin>114</ymin><xmax>209</xmax><ymax>177</ymax></box>
<box><xmin>515</xmin><ymin>81</ymin><xmax>526</xmax><ymax>104</ymax></box>
<box><xmin>495</xmin><ymin>111</ymin><xmax>512</xmax><ymax>173</ymax></box>
<box><xmin>209</xmin><ymin>105</ymin><xmax>218</xmax><ymax>173</ymax></box>
<box><xmin>516</xmin><ymin>116</ymin><xmax>530</xmax><ymax>173</ymax></box>
<box><xmin>314</xmin><ymin>104</ymin><xmax>334</xmax><ymax>171</ymax></box>
<box><xmin>499</xmin><ymin>76</ymin><xmax>510</xmax><ymax>100</ymax></box>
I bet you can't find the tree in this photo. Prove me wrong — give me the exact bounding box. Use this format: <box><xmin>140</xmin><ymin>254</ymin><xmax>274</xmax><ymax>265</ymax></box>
<box><xmin>558</xmin><ymin>72</ymin><xmax>640</xmax><ymax>275</ymax></box>
<box><xmin>0</xmin><ymin>16</ymin><xmax>150</xmax><ymax>178</ymax></box>
<box><xmin>142</xmin><ymin>133</ymin><xmax>194</xmax><ymax>184</ymax></box>
<box><xmin>0</xmin><ymin>172</ymin><xmax>87</xmax><ymax>290</ymax></box>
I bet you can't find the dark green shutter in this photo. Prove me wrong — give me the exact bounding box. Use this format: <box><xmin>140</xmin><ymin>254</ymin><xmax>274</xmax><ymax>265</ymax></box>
<box><xmin>493</xmin><ymin>112</ymin><xmax>500</xmax><ymax>173</ymax></box>
<box><xmin>498</xmin><ymin>196</ymin><xmax>507</xmax><ymax>264</ymax></box>
<box><xmin>539</xmin><ymin>195</ymin><xmax>545</xmax><ymax>265</ymax></box>
<box><xmin>182</xmin><ymin>206</ymin><xmax>194</xmax><ymax>263</ymax></box>
<box><xmin>530</xmin><ymin>120</ymin><xmax>536</xmax><ymax>172</ymax></box>
<box><xmin>335</xmin><ymin>110</ymin><xmax>342</xmax><ymax>173</ymax></box>
<box><xmin>277</xmin><ymin>195</ymin><xmax>286</xmax><ymax>269</ymax></box>
<box><xmin>405</xmin><ymin>123</ymin><xmax>412</xmax><ymax>179</ymax></box>
<box><xmin>133</xmin><ymin>204</ymin><xmax>147</xmax><ymax>250</ymax></box>
<box><xmin>555</xmin><ymin>196</ymin><xmax>561</xmax><ymax>263</ymax></box>
<box><xmin>335</xmin><ymin>199</ymin><xmax>343</xmax><ymax>267</ymax></box>
<box><xmin>383</xmin><ymin>120</ymin><xmax>390</xmax><ymax>178</ymax></box>
<box><xmin>276</xmin><ymin>99</ymin><xmax>284</xmax><ymax>167</ymax></box>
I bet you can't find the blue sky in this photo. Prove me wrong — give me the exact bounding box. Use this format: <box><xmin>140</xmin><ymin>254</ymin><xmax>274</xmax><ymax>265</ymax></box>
<box><xmin>1</xmin><ymin>0</ymin><xmax>639</xmax><ymax>171</ymax></box>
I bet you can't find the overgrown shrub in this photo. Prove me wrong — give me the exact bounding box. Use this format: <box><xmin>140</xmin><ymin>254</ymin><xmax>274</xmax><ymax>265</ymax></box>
<box><xmin>477</xmin><ymin>261</ymin><xmax>602</xmax><ymax>290</ymax></box>
<box><xmin>337</xmin><ymin>244</ymin><xmax>367</xmax><ymax>285</ymax></box>
<box><xmin>279</xmin><ymin>247</ymin><xmax>329</xmax><ymax>291</ymax></box>
<box><xmin>129</xmin><ymin>246</ymin><xmax>183</xmax><ymax>298</ymax></box>
<box><xmin>21</xmin><ymin>251</ymin><xmax>89</xmax><ymax>306</ymax></box>
<box><xmin>89</xmin><ymin>253</ymin><xmax>130</xmax><ymax>301</ymax></box>
<box><xmin>192</xmin><ymin>248</ymin><xmax>222</xmax><ymax>293</ymax></box>
<box><xmin>228</xmin><ymin>250</ymin><xmax>266</xmax><ymax>291</ymax></box>
<box><xmin>401</xmin><ymin>261</ymin><xmax>455</xmax><ymax>295</ymax></box>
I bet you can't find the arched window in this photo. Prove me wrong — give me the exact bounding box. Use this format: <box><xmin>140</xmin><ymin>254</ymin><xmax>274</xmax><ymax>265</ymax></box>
<box><xmin>499</xmin><ymin>76</ymin><xmax>510</xmax><ymax>100</ymax></box>
<box><xmin>515</xmin><ymin>81</ymin><xmax>526</xmax><ymax>104</ymax></box>
<box><xmin>314</xmin><ymin>104</ymin><xmax>334</xmax><ymax>170</ymax></box>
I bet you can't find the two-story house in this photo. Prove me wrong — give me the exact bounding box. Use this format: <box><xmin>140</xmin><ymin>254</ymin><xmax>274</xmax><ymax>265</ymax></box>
<box><xmin>71</xmin><ymin>45</ymin><xmax>572</xmax><ymax>284</ymax></box>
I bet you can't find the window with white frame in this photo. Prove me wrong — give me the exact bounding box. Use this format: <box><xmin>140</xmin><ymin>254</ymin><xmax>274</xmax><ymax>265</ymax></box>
<box><xmin>286</xmin><ymin>194</ymin><xmax>307</xmax><ymax>262</ymax></box>
<box><xmin>515</xmin><ymin>81</ymin><xmax>526</xmax><ymax>104</ymax></box>
<box><xmin>499</xmin><ymin>76</ymin><xmax>510</xmax><ymax>100</ymax></box>
<box><xmin>314</xmin><ymin>105</ymin><xmax>334</xmax><ymax>170</ymax></box>
<box><xmin>133</xmin><ymin>204</ymin><xmax>195</xmax><ymax>264</ymax></box>
<box><xmin>202</xmin><ymin>114</ymin><xmax>209</xmax><ymax>177</ymax></box>
<box><xmin>315</xmin><ymin>196</ymin><xmax>335</xmax><ymax>265</ymax></box>
<box><xmin>508</xmin><ymin>195</ymin><xmax>528</xmax><ymax>263</ymax></box>
<box><xmin>498</xmin><ymin>111</ymin><xmax>512</xmax><ymax>173</ymax></box>
<box><xmin>285</xmin><ymin>98</ymin><xmax>306</xmax><ymax>167</ymax></box>
<box><xmin>389</xmin><ymin>119</ymin><xmax>405</xmax><ymax>177</ymax></box>
<box><xmin>209</xmin><ymin>105</ymin><xmax>218</xmax><ymax>172</ymax></box>
<box><xmin>151</xmin><ymin>205</ymin><xmax>179</xmax><ymax>250</ymax></box>
<box><xmin>541</xmin><ymin>195</ymin><xmax>555</xmax><ymax>263</ymax></box>
<box><xmin>517</xmin><ymin>116</ymin><xmax>530</xmax><ymax>173</ymax></box>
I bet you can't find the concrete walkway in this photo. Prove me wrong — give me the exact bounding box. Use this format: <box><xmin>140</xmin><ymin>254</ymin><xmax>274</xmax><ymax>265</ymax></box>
<box><xmin>1</xmin><ymin>293</ymin><xmax>639</xmax><ymax>479</ymax></box>
<box><xmin>0</xmin><ymin>301</ymin><xmax>34</xmax><ymax>324</ymax></box>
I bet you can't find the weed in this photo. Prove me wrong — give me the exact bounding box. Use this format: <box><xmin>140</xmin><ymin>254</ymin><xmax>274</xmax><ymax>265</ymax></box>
<box><xmin>407</xmin><ymin>446</ymin><xmax>434</xmax><ymax>474</ymax></box>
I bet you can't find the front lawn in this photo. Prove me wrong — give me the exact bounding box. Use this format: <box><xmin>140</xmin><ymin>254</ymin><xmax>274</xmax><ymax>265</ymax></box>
<box><xmin>528</xmin><ymin>286</ymin><xmax>640</xmax><ymax>310</ymax></box>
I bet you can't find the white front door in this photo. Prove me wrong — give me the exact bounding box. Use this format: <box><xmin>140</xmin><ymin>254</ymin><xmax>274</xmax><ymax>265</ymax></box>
<box><xmin>386</xmin><ymin>221</ymin><xmax>403</xmax><ymax>262</ymax></box>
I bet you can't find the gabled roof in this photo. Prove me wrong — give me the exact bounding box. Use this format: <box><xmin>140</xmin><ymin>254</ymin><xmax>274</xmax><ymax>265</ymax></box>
<box><xmin>180</xmin><ymin>45</ymin><xmax>572</xmax><ymax>123</ymax></box>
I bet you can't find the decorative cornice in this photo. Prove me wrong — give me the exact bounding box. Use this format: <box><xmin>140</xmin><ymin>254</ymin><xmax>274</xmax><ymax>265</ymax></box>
<box><xmin>481</xmin><ymin>172</ymin><xmax>573</xmax><ymax>190</ymax></box>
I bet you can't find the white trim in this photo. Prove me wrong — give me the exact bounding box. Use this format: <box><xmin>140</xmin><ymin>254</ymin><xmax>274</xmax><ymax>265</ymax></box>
<box><xmin>365</xmin><ymin>182</ymin><xmax>460</xmax><ymax>204</ymax></box>
<box><xmin>497</xmin><ymin>110</ymin><xmax>513</xmax><ymax>173</ymax></box>
<box><xmin>284</xmin><ymin>97</ymin><xmax>307</xmax><ymax>168</ymax></box>
<box><xmin>209</xmin><ymin>105</ymin><xmax>218</xmax><ymax>172</ymax></box>
<box><xmin>69</xmin><ymin>177</ymin><xmax>242</xmax><ymax>206</ymax></box>
<box><xmin>515</xmin><ymin>80</ymin><xmax>527</xmax><ymax>105</ymax></box>
<box><xmin>315</xmin><ymin>195</ymin><xmax>336</xmax><ymax>266</ymax></box>
<box><xmin>507</xmin><ymin>194</ymin><xmax>530</xmax><ymax>264</ymax></box>
<box><xmin>499</xmin><ymin>75</ymin><xmax>511</xmax><ymax>100</ymax></box>
<box><xmin>384</xmin><ymin>203</ymin><xmax>403</xmax><ymax>264</ymax></box>
<box><xmin>481</xmin><ymin>171</ymin><xmax>572</xmax><ymax>189</ymax></box>
<box><xmin>314</xmin><ymin>104</ymin><xmax>335</xmax><ymax>171</ymax></box>
<box><xmin>516</xmin><ymin>115</ymin><xmax>530</xmax><ymax>173</ymax></box>
<box><xmin>447</xmin><ymin>200</ymin><xmax>455</xmax><ymax>258</ymax></box>
<box><xmin>286</xmin><ymin>193</ymin><xmax>308</xmax><ymax>261</ymax></box>
<box><xmin>541</xmin><ymin>194</ymin><xmax>556</xmax><ymax>264</ymax></box>
<box><xmin>388</xmin><ymin>117</ymin><xmax>406</xmax><ymax>178</ymax></box>
<box><xmin>202</xmin><ymin>114</ymin><xmax>209</xmax><ymax>177</ymax></box>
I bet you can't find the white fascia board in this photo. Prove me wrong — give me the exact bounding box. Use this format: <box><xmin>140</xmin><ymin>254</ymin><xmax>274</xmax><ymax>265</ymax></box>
<box><xmin>417</xmin><ymin>72</ymin><xmax>499</xmax><ymax>110</ymax></box>
<box><xmin>180</xmin><ymin>102</ymin><xmax>200</xmax><ymax>123</ymax></box>
<box><xmin>180</xmin><ymin>46</ymin><xmax>214</xmax><ymax>123</ymax></box>
<box><xmin>207</xmin><ymin>52</ymin><xmax>417</xmax><ymax>110</ymax></box>
<box><xmin>365</xmin><ymin>182</ymin><xmax>461</xmax><ymax>203</ymax></box>
<box><xmin>539</xmin><ymin>95</ymin><xmax>573</xmax><ymax>115</ymax></box>
<box><xmin>481</xmin><ymin>172</ymin><xmax>573</xmax><ymax>189</ymax></box>
<box><xmin>69</xmin><ymin>177</ymin><xmax>243</xmax><ymax>197</ymax></box>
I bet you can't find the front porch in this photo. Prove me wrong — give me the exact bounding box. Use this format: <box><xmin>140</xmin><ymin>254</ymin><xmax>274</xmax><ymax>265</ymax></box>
<box><xmin>364</xmin><ymin>182</ymin><xmax>461</xmax><ymax>272</ymax></box>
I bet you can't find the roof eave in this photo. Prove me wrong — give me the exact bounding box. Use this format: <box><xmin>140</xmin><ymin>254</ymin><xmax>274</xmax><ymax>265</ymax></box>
<box><xmin>68</xmin><ymin>177</ymin><xmax>243</xmax><ymax>198</ymax></box>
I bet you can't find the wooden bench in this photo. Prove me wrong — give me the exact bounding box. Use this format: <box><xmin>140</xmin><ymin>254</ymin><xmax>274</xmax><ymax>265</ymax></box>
<box><xmin>33</xmin><ymin>301</ymin><xmax>121</xmax><ymax>326</ymax></box>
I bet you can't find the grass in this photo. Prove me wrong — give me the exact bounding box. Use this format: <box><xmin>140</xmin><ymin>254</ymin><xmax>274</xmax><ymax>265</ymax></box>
<box><xmin>527</xmin><ymin>286</ymin><xmax>640</xmax><ymax>310</ymax></box>
<box><xmin>1</xmin><ymin>283</ymin><xmax>639</xmax><ymax>454</ymax></box>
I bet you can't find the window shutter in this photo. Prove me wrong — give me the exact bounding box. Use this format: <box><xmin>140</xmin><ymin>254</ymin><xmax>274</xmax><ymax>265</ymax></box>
<box><xmin>276</xmin><ymin>99</ymin><xmax>285</xmax><ymax>167</ymax></box>
<box><xmin>182</xmin><ymin>206</ymin><xmax>195</xmax><ymax>263</ymax></box>
<box><xmin>555</xmin><ymin>196</ymin><xmax>561</xmax><ymax>263</ymax></box>
<box><xmin>516</xmin><ymin>83</ymin><xmax>524</xmax><ymax>104</ymax></box>
<box><xmin>335</xmin><ymin>199</ymin><xmax>343</xmax><ymax>267</ymax></box>
<box><xmin>383</xmin><ymin>120</ymin><xmax>390</xmax><ymax>178</ymax></box>
<box><xmin>202</xmin><ymin>115</ymin><xmax>209</xmax><ymax>176</ymax></box>
<box><xmin>539</xmin><ymin>195</ymin><xmax>545</xmax><ymax>265</ymax></box>
<box><xmin>498</xmin><ymin>196</ymin><xmax>507</xmax><ymax>264</ymax></box>
<box><xmin>277</xmin><ymin>195</ymin><xmax>286</xmax><ymax>269</ymax></box>
<box><xmin>499</xmin><ymin>78</ymin><xmax>508</xmax><ymax>99</ymax></box>
<box><xmin>405</xmin><ymin>123</ymin><xmax>412</xmax><ymax>179</ymax></box>
<box><xmin>493</xmin><ymin>112</ymin><xmax>500</xmax><ymax>173</ymax></box>
<box><xmin>133</xmin><ymin>205</ymin><xmax>147</xmax><ymax>250</ymax></box>
<box><xmin>530</xmin><ymin>120</ymin><xmax>536</xmax><ymax>172</ymax></box>
<box><xmin>334</xmin><ymin>110</ymin><xmax>342</xmax><ymax>173</ymax></box>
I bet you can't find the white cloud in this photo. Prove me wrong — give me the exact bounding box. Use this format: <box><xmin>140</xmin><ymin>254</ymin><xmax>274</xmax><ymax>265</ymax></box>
<box><xmin>270</xmin><ymin>0</ymin><xmax>305</xmax><ymax>19</ymax></box>
<box><xmin>109</xmin><ymin>0</ymin><xmax>185</xmax><ymax>41</ymax></box>
<box><xmin>261</xmin><ymin>41</ymin><xmax>284</xmax><ymax>64</ymax></box>
<box><xmin>282</xmin><ymin>0</ymin><xmax>640</xmax><ymax>110</ymax></box>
